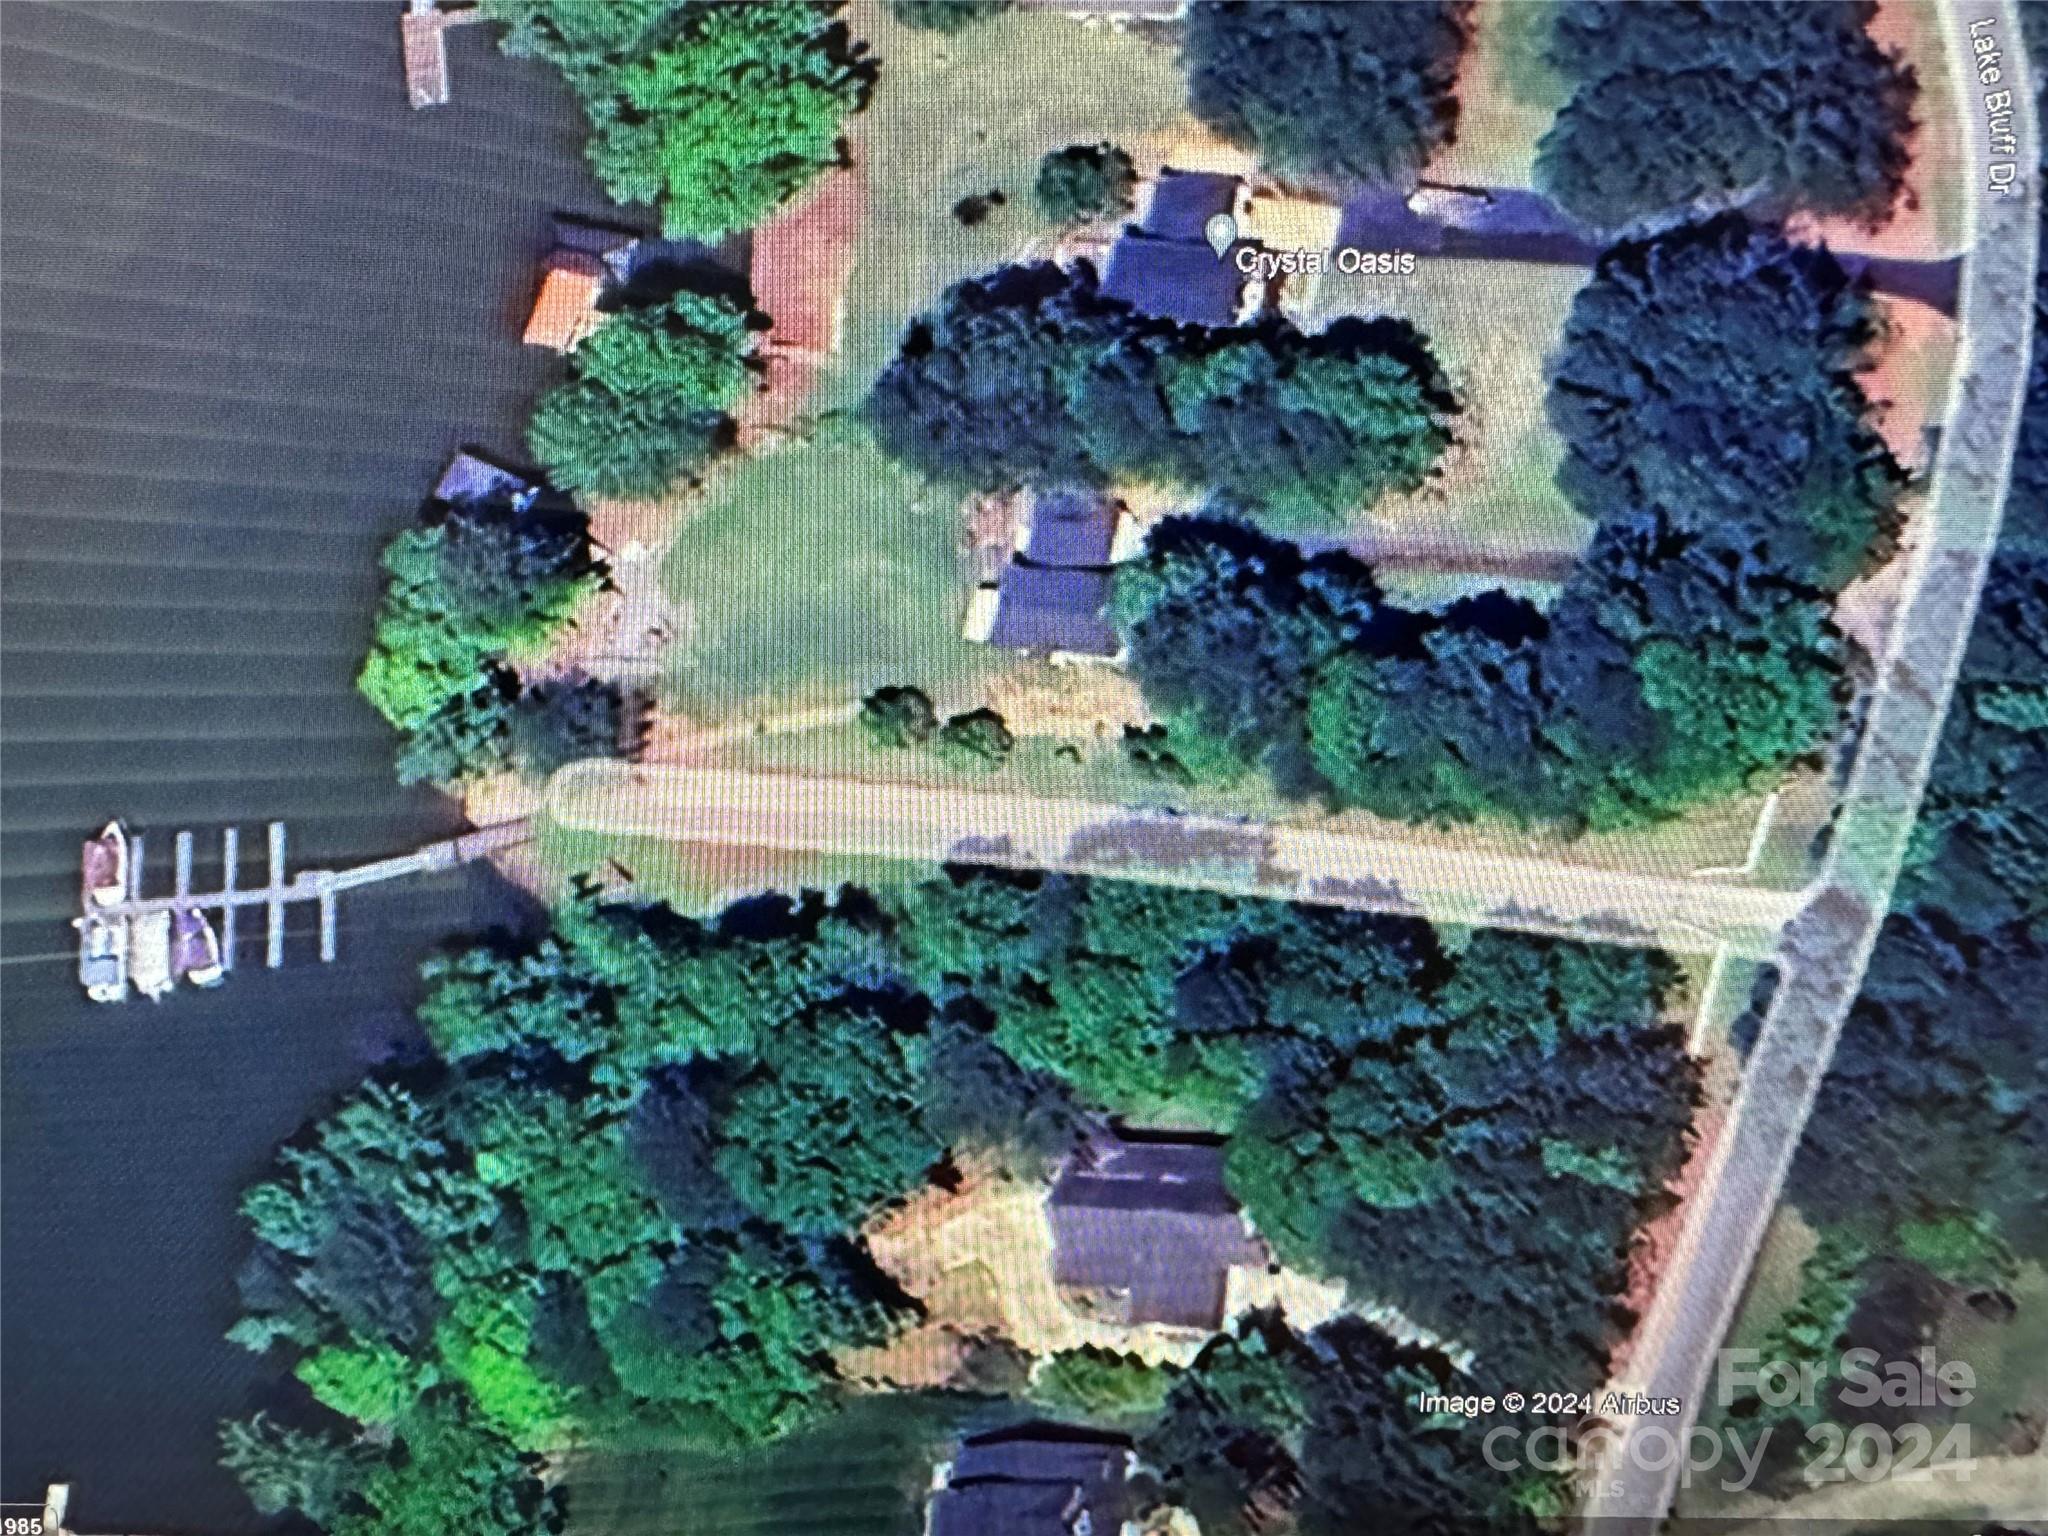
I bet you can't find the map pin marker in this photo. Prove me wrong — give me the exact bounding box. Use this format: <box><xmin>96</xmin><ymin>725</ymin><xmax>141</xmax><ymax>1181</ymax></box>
<box><xmin>1204</xmin><ymin>212</ymin><xmax>1237</xmax><ymax>259</ymax></box>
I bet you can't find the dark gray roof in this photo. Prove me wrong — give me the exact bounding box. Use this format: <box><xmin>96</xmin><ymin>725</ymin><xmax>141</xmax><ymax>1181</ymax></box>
<box><xmin>434</xmin><ymin>449</ymin><xmax>536</xmax><ymax>507</ymax></box>
<box><xmin>930</xmin><ymin>1424</ymin><xmax>1132</xmax><ymax>1536</ymax></box>
<box><xmin>1143</xmin><ymin>170</ymin><xmax>1239</xmax><ymax>243</ymax></box>
<box><xmin>986</xmin><ymin>566</ymin><xmax>1119</xmax><ymax>655</ymax></box>
<box><xmin>1048</xmin><ymin>1130</ymin><xmax>1267</xmax><ymax>1328</ymax></box>
<box><xmin>1101</xmin><ymin>233</ymin><xmax>1245</xmax><ymax>327</ymax></box>
<box><xmin>1024</xmin><ymin>487</ymin><xmax>1119</xmax><ymax>569</ymax></box>
<box><xmin>929</xmin><ymin>1481</ymin><xmax>1083</xmax><ymax>1536</ymax></box>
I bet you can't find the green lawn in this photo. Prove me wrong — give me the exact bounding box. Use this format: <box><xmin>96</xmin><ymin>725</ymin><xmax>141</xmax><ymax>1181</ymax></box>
<box><xmin>1309</xmin><ymin>257</ymin><xmax>1592</xmax><ymax>564</ymax></box>
<box><xmin>824</xmin><ymin>0</ymin><xmax>1194</xmax><ymax>409</ymax></box>
<box><xmin>560</xmin><ymin>1392</ymin><xmax>987</xmax><ymax>1536</ymax></box>
<box><xmin>660</xmin><ymin>429</ymin><xmax>1010</xmax><ymax>717</ymax></box>
<box><xmin>657</xmin><ymin>2</ymin><xmax>1192</xmax><ymax>722</ymax></box>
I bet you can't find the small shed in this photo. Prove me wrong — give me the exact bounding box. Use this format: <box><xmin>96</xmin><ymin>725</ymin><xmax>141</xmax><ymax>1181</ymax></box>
<box><xmin>521</xmin><ymin>248</ymin><xmax>607</xmax><ymax>351</ymax></box>
<box><xmin>1048</xmin><ymin>1126</ymin><xmax>1268</xmax><ymax>1330</ymax></box>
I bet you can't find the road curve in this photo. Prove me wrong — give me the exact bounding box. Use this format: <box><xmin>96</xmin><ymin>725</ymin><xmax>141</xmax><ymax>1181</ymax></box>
<box><xmin>547</xmin><ymin>760</ymin><xmax>1799</xmax><ymax>959</ymax></box>
<box><xmin>1580</xmin><ymin>7</ymin><xmax>2041</xmax><ymax>1528</ymax></box>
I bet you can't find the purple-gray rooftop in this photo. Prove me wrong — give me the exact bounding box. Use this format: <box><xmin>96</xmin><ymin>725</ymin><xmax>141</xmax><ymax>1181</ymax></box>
<box><xmin>1048</xmin><ymin>1128</ymin><xmax>1268</xmax><ymax>1328</ymax></box>
<box><xmin>986</xmin><ymin>565</ymin><xmax>1119</xmax><ymax>655</ymax></box>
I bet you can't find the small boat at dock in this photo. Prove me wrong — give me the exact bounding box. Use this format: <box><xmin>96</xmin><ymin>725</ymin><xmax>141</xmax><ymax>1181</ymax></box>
<box><xmin>75</xmin><ymin>915</ymin><xmax>129</xmax><ymax>1003</ymax></box>
<box><xmin>172</xmin><ymin>907</ymin><xmax>226</xmax><ymax>988</ymax></box>
<box><xmin>130</xmin><ymin>910</ymin><xmax>174</xmax><ymax>1002</ymax></box>
<box><xmin>82</xmin><ymin>821</ymin><xmax>128</xmax><ymax>908</ymax></box>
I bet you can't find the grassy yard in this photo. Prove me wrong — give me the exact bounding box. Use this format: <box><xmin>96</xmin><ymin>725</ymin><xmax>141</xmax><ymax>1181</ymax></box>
<box><xmin>1423</xmin><ymin>0</ymin><xmax>1570</xmax><ymax>189</ymax></box>
<box><xmin>1310</xmin><ymin>257</ymin><xmax>1593</xmax><ymax>564</ymax></box>
<box><xmin>657</xmin><ymin>3</ymin><xmax>1191</xmax><ymax>722</ymax></box>
<box><xmin>559</xmin><ymin>1391</ymin><xmax>989</xmax><ymax>1536</ymax></box>
<box><xmin>660</xmin><ymin>428</ymin><xmax>1012</xmax><ymax>718</ymax></box>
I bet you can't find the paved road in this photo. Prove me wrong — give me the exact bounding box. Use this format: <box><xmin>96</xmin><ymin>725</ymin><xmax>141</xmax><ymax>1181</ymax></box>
<box><xmin>547</xmin><ymin>761</ymin><xmax>1799</xmax><ymax>959</ymax></box>
<box><xmin>1580</xmin><ymin>6</ymin><xmax>2041</xmax><ymax>1527</ymax></box>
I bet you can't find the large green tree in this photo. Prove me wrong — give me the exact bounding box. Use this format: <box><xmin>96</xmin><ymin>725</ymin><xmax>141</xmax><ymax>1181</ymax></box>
<box><xmin>1537</xmin><ymin>1</ymin><xmax>1916</xmax><ymax>230</ymax></box>
<box><xmin>488</xmin><ymin>1</ymin><xmax>873</xmax><ymax>239</ymax></box>
<box><xmin>1184</xmin><ymin>2</ymin><xmax>1475</xmax><ymax>184</ymax></box>
<box><xmin>527</xmin><ymin>291</ymin><xmax>756</xmax><ymax>499</ymax></box>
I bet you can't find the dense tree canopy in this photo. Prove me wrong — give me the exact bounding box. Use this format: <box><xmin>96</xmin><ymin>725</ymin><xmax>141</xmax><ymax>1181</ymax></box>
<box><xmin>1547</xmin><ymin>216</ymin><xmax>1902</xmax><ymax>593</ymax></box>
<box><xmin>1141</xmin><ymin>1312</ymin><xmax>1553</xmax><ymax>1536</ymax></box>
<box><xmin>357</xmin><ymin>502</ymin><xmax>598</xmax><ymax>733</ymax></box>
<box><xmin>1114</xmin><ymin>217</ymin><xmax>1884</xmax><ymax>827</ymax></box>
<box><xmin>1184</xmin><ymin>2</ymin><xmax>1474</xmax><ymax>185</ymax></box>
<box><xmin>484</xmin><ymin>1</ymin><xmax>874</xmax><ymax>239</ymax></box>
<box><xmin>230</xmin><ymin>869</ymin><xmax>1691</xmax><ymax>1533</ymax></box>
<box><xmin>1536</xmin><ymin>0</ymin><xmax>1916</xmax><ymax>230</ymax></box>
<box><xmin>527</xmin><ymin>292</ymin><xmax>756</xmax><ymax>499</ymax></box>
<box><xmin>869</xmin><ymin>263</ymin><xmax>1456</xmax><ymax>529</ymax></box>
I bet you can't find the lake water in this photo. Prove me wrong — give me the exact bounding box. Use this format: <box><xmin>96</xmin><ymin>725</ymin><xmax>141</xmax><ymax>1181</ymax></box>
<box><xmin>1</xmin><ymin>6</ymin><xmax>614</xmax><ymax>1527</ymax></box>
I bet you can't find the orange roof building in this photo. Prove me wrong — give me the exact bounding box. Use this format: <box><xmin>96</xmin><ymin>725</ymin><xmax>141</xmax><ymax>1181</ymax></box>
<box><xmin>749</xmin><ymin>170</ymin><xmax>860</xmax><ymax>360</ymax></box>
<box><xmin>521</xmin><ymin>249</ymin><xmax>607</xmax><ymax>351</ymax></box>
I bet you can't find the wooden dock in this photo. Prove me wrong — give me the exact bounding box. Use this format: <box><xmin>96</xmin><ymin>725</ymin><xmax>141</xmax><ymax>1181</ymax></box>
<box><xmin>401</xmin><ymin>1</ymin><xmax>483</xmax><ymax>110</ymax></box>
<box><xmin>75</xmin><ymin>818</ymin><xmax>530</xmax><ymax>1001</ymax></box>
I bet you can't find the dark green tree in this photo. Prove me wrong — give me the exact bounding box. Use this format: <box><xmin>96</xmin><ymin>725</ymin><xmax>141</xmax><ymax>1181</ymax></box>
<box><xmin>936</xmin><ymin>707</ymin><xmax>1014</xmax><ymax>768</ymax></box>
<box><xmin>1537</xmin><ymin>1</ymin><xmax>1916</xmax><ymax>230</ymax></box>
<box><xmin>714</xmin><ymin>1002</ymin><xmax>942</xmax><ymax>1234</ymax></box>
<box><xmin>508</xmin><ymin>675</ymin><xmax>629</xmax><ymax>777</ymax></box>
<box><xmin>1034</xmin><ymin>142</ymin><xmax>1138</xmax><ymax>223</ymax></box>
<box><xmin>527</xmin><ymin>292</ymin><xmax>755</xmax><ymax>499</ymax></box>
<box><xmin>859</xmin><ymin>684</ymin><xmax>939</xmax><ymax>748</ymax></box>
<box><xmin>1184</xmin><ymin>2</ymin><xmax>1474</xmax><ymax>184</ymax></box>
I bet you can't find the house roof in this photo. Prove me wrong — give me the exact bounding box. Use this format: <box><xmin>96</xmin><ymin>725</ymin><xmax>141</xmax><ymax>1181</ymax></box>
<box><xmin>1142</xmin><ymin>169</ymin><xmax>1241</xmax><ymax>243</ymax></box>
<box><xmin>1048</xmin><ymin>1128</ymin><xmax>1268</xmax><ymax>1328</ymax></box>
<box><xmin>522</xmin><ymin>249</ymin><xmax>607</xmax><ymax>350</ymax></box>
<box><xmin>1022</xmin><ymin>487</ymin><xmax>1120</xmax><ymax>569</ymax></box>
<box><xmin>930</xmin><ymin>1424</ymin><xmax>1132</xmax><ymax>1536</ymax></box>
<box><xmin>1101</xmin><ymin>232</ymin><xmax>1245</xmax><ymax>327</ymax></box>
<box><xmin>434</xmin><ymin>450</ymin><xmax>536</xmax><ymax>508</ymax></box>
<box><xmin>984</xmin><ymin>566</ymin><xmax>1119</xmax><ymax>655</ymax></box>
<box><xmin>751</xmin><ymin>170</ymin><xmax>859</xmax><ymax>357</ymax></box>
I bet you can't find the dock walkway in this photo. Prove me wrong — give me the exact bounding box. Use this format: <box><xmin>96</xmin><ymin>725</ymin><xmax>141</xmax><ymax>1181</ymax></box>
<box><xmin>77</xmin><ymin>819</ymin><xmax>530</xmax><ymax>1000</ymax></box>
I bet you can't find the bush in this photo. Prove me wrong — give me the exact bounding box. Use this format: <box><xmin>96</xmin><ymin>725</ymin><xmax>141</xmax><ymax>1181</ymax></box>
<box><xmin>1034</xmin><ymin>143</ymin><xmax>1137</xmax><ymax>223</ymax></box>
<box><xmin>936</xmin><ymin>708</ymin><xmax>1015</xmax><ymax>768</ymax></box>
<box><xmin>860</xmin><ymin>685</ymin><xmax>938</xmax><ymax>748</ymax></box>
<box><xmin>508</xmin><ymin>676</ymin><xmax>629</xmax><ymax>778</ymax></box>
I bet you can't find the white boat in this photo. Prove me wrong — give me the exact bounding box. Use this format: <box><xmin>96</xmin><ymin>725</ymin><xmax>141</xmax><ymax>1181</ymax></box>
<box><xmin>75</xmin><ymin>915</ymin><xmax>129</xmax><ymax>1003</ymax></box>
<box><xmin>82</xmin><ymin>821</ymin><xmax>129</xmax><ymax>909</ymax></box>
<box><xmin>130</xmin><ymin>910</ymin><xmax>174</xmax><ymax>1002</ymax></box>
<box><xmin>172</xmin><ymin>907</ymin><xmax>226</xmax><ymax>988</ymax></box>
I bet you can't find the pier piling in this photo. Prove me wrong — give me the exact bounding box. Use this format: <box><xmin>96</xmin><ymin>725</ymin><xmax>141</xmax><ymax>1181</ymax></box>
<box><xmin>75</xmin><ymin>817</ymin><xmax>533</xmax><ymax>1000</ymax></box>
<box><xmin>220</xmin><ymin>827</ymin><xmax>238</xmax><ymax>970</ymax></box>
<box><xmin>266</xmin><ymin>822</ymin><xmax>286</xmax><ymax>968</ymax></box>
<box><xmin>318</xmin><ymin>881</ymin><xmax>337</xmax><ymax>963</ymax></box>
